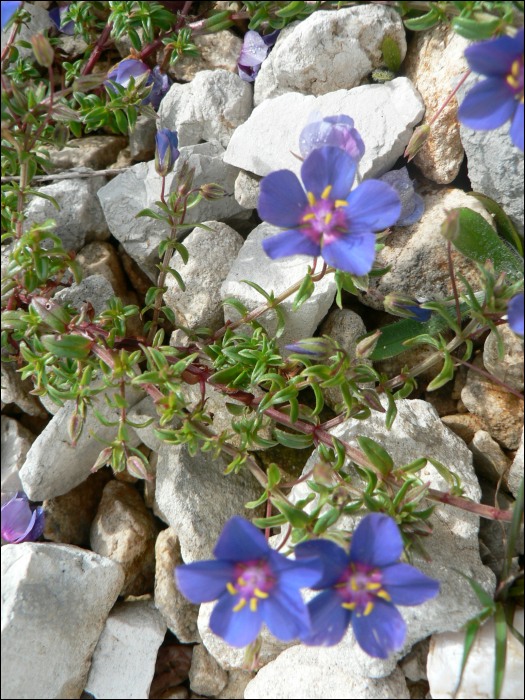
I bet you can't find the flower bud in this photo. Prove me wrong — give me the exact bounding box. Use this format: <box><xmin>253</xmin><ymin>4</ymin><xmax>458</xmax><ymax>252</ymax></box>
<box><xmin>53</xmin><ymin>123</ymin><xmax>70</xmax><ymax>147</ymax></box>
<box><xmin>285</xmin><ymin>337</ymin><xmax>334</xmax><ymax>360</ymax></box>
<box><xmin>384</xmin><ymin>293</ymin><xmax>432</xmax><ymax>322</ymax></box>
<box><xmin>313</xmin><ymin>460</ymin><xmax>334</xmax><ymax>485</ymax></box>
<box><xmin>68</xmin><ymin>412</ymin><xmax>84</xmax><ymax>446</ymax></box>
<box><xmin>243</xmin><ymin>635</ymin><xmax>263</xmax><ymax>671</ymax></box>
<box><xmin>331</xmin><ymin>485</ymin><xmax>350</xmax><ymax>507</ymax></box>
<box><xmin>73</xmin><ymin>73</ymin><xmax>108</xmax><ymax>92</ymax></box>
<box><xmin>361</xmin><ymin>389</ymin><xmax>384</xmax><ymax>413</ymax></box>
<box><xmin>30</xmin><ymin>33</ymin><xmax>54</xmax><ymax>67</ymax></box>
<box><xmin>404</xmin><ymin>124</ymin><xmax>430</xmax><ymax>161</ymax></box>
<box><xmin>440</xmin><ymin>208</ymin><xmax>460</xmax><ymax>241</ymax></box>
<box><xmin>126</xmin><ymin>454</ymin><xmax>153</xmax><ymax>481</ymax></box>
<box><xmin>200</xmin><ymin>183</ymin><xmax>228</xmax><ymax>201</ymax></box>
<box><xmin>355</xmin><ymin>329</ymin><xmax>381</xmax><ymax>359</ymax></box>
<box><xmin>155</xmin><ymin>128</ymin><xmax>179</xmax><ymax>177</ymax></box>
<box><xmin>92</xmin><ymin>447</ymin><xmax>113</xmax><ymax>473</ymax></box>
<box><xmin>177</xmin><ymin>163</ymin><xmax>195</xmax><ymax>197</ymax></box>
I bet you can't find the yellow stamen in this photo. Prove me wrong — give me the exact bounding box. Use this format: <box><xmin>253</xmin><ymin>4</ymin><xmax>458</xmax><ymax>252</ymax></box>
<box><xmin>334</xmin><ymin>199</ymin><xmax>348</xmax><ymax>208</ymax></box>
<box><xmin>351</xmin><ymin>563</ymin><xmax>356</xmax><ymax>573</ymax></box>
<box><xmin>364</xmin><ymin>601</ymin><xmax>374</xmax><ymax>616</ymax></box>
<box><xmin>342</xmin><ymin>602</ymin><xmax>356</xmax><ymax>610</ymax></box>
<box><xmin>511</xmin><ymin>59</ymin><xmax>520</xmax><ymax>76</ymax></box>
<box><xmin>226</xmin><ymin>582</ymin><xmax>237</xmax><ymax>595</ymax></box>
<box><xmin>325</xmin><ymin>212</ymin><xmax>333</xmax><ymax>225</ymax></box>
<box><xmin>233</xmin><ymin>598</ymin><xmax>246</xmax><ymax>612</ymax></box>
<box><xmin>507</xmin><ymin>74</ymin><xmax>520</xmax><ymax>88</ymax></box>
<box><xmin>254</xmin><ymin>588</ymin><xmax>269</xmax><ymax>599</ymax></box>
<box><xmin>365</xmin><ymin>582</ymin><xmax>381</xmax><ymax>591</ymax></box>
<box><xmin>302</xmin><ymin>212</ymin><xmax>316</xmax><ymax>221</ymax></box>
<box><xmin>334</xmin><ymin>582</ymin><xmax>347</xmax><ymax>588</ymax></box>
<box><xmin>350</xmin><ymin>577</ymin><xmax>358</xmax><ymax>591</ymax></box>
<box><xmin>321</xmin><ymin>185</ymin><xmax>332</xmax><ymax>199</ymax></box>
<box><xmin>376</xmin><ymin>589</ymin><xmax>392</xmax><ymax>602</ymax></box>
<box><xmin>250</xmin><ymin>597</ymin><xmax>258</xmax><ymax>612</ymax></box>
<box><xmin>238</xmin><ymin>577</ymin><xmax>247</xmax><ymax>586</ymax></box>
<box><xmin>307</xmin><ymin>191</ymin><xmax>316</xmax><ymax>206</ymax></box>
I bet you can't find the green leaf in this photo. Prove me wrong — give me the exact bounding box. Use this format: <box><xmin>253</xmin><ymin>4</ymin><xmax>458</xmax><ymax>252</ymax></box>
<box><xmin>167</xmin><ymin>268</ymin><xmax>185</xmax><ymax>291</ymax></box>
<box><xmin>357</xmin><ymin>436</ymin><xmax>393</xmax><ymax>476</ymax></box>
<box><xmin>293</xmin><ymin>273</ymin><xmax>315</xmax><ymax>311</ymax></box>
<box><xmin>455</xmin><ymin>619</ymin><xmax>482</xmax><ymax>697</ymax></box>
<box><xmin>426</xmin><ymin>456</ymin><xmax>456</xmax><ymax>487</ymax></box>
<box><xmin>275</xmin><ymin>1</ymin><xmax>306</xmax><ymax>17</ymax></box>
<box><xmin>452</xmin><ymin>16</ymin><xmax>502</xmax><ymax>40</ymax></box>
<box><xmin>313</xmin><ymin>508</ymin><xmax>340</xmax><ymax>534</ymax></box>
<box><xmin>454</xmin><ymin>568</ymin><xmax>497</xmax><ymax>611</ymax></box>
<box><xmin>404</xmin><ymin>10</ymin><xmax>440</xmax><ymax>30</ymax></box>
<box><xmin>92</xmin><ymin>408</ymin><xmax>120</xmax><ymax>427</ymax></box>
<box><xmin>382</xmin><ymin>36</ymin><xmax>401</xmax><ymax>72</ymax></box>
<box><xmin>494</xmin><ymin>604</ymin><xmax>507</xmax><ymax>700</ymax></box>
<box><xmin>468</xmin><ymin>192</ymin><xmax>523</xmax><ymax>256</ymax></box>
<box><xmin>273</xmin><ymin>499</ymin><xmax>312</xmax><ymax>527</ymax></box>
<box><xmin>273</xmin><ymin>428</ymin><xmax>313</xmax><ymax>449</ymax></box>
<box><xmin>253</xmin><ymin>513</ymin><xmax>287</xmax><ymax>528</ymax></box>
<box><xmin>245</xmin><ymin>490</ymin><xmax>269</xmax><ymax>509</ymax></box>
<box><xmin>41</xmin><ymin>334</ymin><xmax>92</xmax><ymax>359</ymax></box>
<box><xmin>267</xmin><ymin>463</ymin><xmax>281</xmax><ymax>489</ymax></box>
<box><xmin>136</xmin><ymin>208</ymin><xmax>171</xmax><ymax>223</ymax></box>
<box><xmin>274</xmin><ymin>306</ymin><xmax>286</xmax><ymax>338</ymax></box>
<box><xmin>25</xmin><ymin>190</ymin><xmax>60</xmax><ymax>210</ymax></box>
<box><xmin>426</xmin><ymin>350</ymin><xmax>455</xmax><ymax>391</ymax></box>
<box><xmin>211</xmin><ymin>365</ymin><xmax>241</xmax><ymax>386</ymax></box>
<box><xmin>241</xmin><ymin>279</ymin><xmax>272</xmax><ymax>301</ymax></box>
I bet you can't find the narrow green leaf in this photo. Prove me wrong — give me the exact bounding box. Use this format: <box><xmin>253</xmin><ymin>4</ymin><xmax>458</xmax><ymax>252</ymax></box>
<box><xmin>245</xmin><ymin>490</ymin><xmax>269</xmax><ymax>509</ymax></box>
<box><xmin>273</xmin><ymin>428</ymin><xmax>313</xmax><ymax>449</ymax></box>
<box><xmin>453</xmin><ymin>568</ymin><xmax>497</xmax><ymax>611</ymax></box>
<box><xmin>454</xmin><ymin>619</ymin><xmax>481</xmax><ymax>697</ymax></box>
<box><xmin>357</xmin><ymin>435</ymin><xmax>393</xmax><ymax>476</ymax></box>
<box><xmin>468</xmin><ymin>192</ymin><xmax>523</xmax><ymax>256</ymax></box>
<box><xmin>404</xmin><ymin>10</ymin><xmax>440</xmax><ymax>30</ymax></box>
<box><xmin>253</xmin><ymin>513</ymin><xmax>287</xmax><ymax>527</ymax></box>
<box><xmin>427</xmin><ymin>350</ymin><xmax>455</xmax><ymax>391</ymax></box>
<box><xmin>41</xmin><ymin>334</ymin><xmax>92</xmax><ymax>359</ymax></box>
<box><xmin>293</xmin><ymin>273</ymin><xmax>315</xmax><ymax>311</ymax></box>
<box><xmin>241</xmin><ymin>279</ymin><xmax>272</xmax><ymax>301</ymax></box>
<box><xmin>426</xmin><ymin>456</ymin><xmax>455</xmax><ymax>487</ymax></box>
<box><xmin>273</xmin><ymin>499</ymin><xmax>312</xmax><ymax>527</ymax></box>
<box><xmin>494</xmin><ymin>604</ymin><xmax>507</xmax><ymax>700</ymax></box>
<box><xmin>25</xmin><ymin>190</ymin><xmax>60</xmax><ymax>210</ymax></box>
<box><xmin>267</xmin><ymin>463</ymin><xmax>281</xmax><ymax>490</ymax></box>
<box><xmin>382</xmin><ymin>35</ymin><xmax>401</xmax><ymax>72</ymax></box>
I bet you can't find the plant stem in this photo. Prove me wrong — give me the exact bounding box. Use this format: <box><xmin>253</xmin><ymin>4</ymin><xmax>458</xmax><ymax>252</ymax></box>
<box><xmin>139</xmin><ymin>0</ymin><xmax>193</xmax><ymax>61</ymax></box>
<box><xmin>81</xmin><ymin>22</ymin><xmax>113</xmax><ymax>76</ymax></box>
<box><xmin>448</xmin><ymin>240</ymin><xmax>462</xmax><ymax>329</ymax></box>
<box><xmin>451</xmin><ymin>354</ymin><xmax>524</xmax><ymax>400</ymax></box>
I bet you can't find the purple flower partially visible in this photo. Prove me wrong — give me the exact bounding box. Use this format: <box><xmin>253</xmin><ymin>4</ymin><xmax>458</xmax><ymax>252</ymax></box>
<box><xmin>1</xmin><ymin>1</ymin><xmax>21</xmax><ymax>30</ymax></box>
<box><xmin>1</xmin><ymin>492</ymin><xmax>45</xmax><ymax>544</ymax></box>
<box><xmin>238</xmin><ymin>29</ymin><xmax>280</xmax><ymax>82</ymax></box>
<box><xmin>378</xmin><ymin>167</ymin><xmax>424</xmax><ymax>226</ymax></box>
<box><xmin>508</xmin><ymin>293</ymin><xmax>524</xmax><ymax>336</ymax></box>
<box><xmin>107</xmin><ymin>58</ymin><xmax>151</xmax><ymax>90</ymax></box>
<box><xmin>49</xmin><ymin>5</ymin><xmax>75</xmax><ymax>35</ymax></box>
<box><xmin>176</xmin><ymin>516</ymin><xmax>322</xmax><ymax>647</ymax></box>
<box><xmin>299</xmin><ymin>111</ymin><xmax>365</xmax><ymax>163</ymax></box>
<box><xmin>384</xmin><ymin>293</ymin><xmax>432</xmax><ymax>322</ymax></box>
<box><xmin>155</xmin><ymin>128</ymin><xmax>179</xmax><ymax>176</ymax></box>
<box><xmin>285</xmin><ymin>337</ymin><xmax>334</xmax><ymax>360</ymax></box>
<box><xmin>458</xmin><ymin>29</ymin><xmax>524</xmax><ymax>150</ymax></box>
<box><xmin>295</xmin><ymin>513</ymin><xmax>440</xmax><ymax>658</ymax></box>
<box><xmin>147</xmin><ymin>66</ymin><xmax>172</xmax><ymax>110</ymax></box>
<box><xmin>258</xmin><ymin>146</ymin><xmax>401</xmax><ymax>276</ymax></box>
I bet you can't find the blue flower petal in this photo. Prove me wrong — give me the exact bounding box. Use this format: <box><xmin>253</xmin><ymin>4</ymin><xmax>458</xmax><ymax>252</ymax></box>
<box><xmin>322</xmin><ymin>232</ymin><xmax>376</xmax><ymax>276</ymax></box>
<box><xmin>1</xmin><ymin>1</ymin><xmax>21</xmax><ymax>30</ymax></box>
<box><xmin>117</xmin><ymin>59</ymin><xmax>150</xmax><ymax>85</ymax></box>
<box><xmin>239</xmin><ymin>30</ymin><xmax>268</xmax><ymax>67</ymax></box>
<box><xmin>510</xmin><ymin>101</ymin><xmax>524</xmax><ymax>151</ymax></box>
<box><xmin>351</xmin><ymin>598</ymin><xmax>406</xmax><ymax>658</ymax></box>
<box><xmin>380</xmin><ymin>563</ymin><xmax>440</xmax><ymax>605</ymax></box>
<box><xmin>301</xmin><ymin>146</ymin><xmax>356</xmax><ymax>201</ymax></box>
<box><xmin>464</xmin><ymin>30</ymin><xmax>523</xmax><ymax>77</ymax></box>
<box><xmin>508</xmin><ymin>293</ymin><xmax>524</xmax><ymax>336</ymax></box>
<box><xmin>210</xmin><ymin>591</ymin><xmax>264</xmax><ymax>647</ymax></box>
<box><xmin>262</xmin><ymin>229</ymin><xmax>321</xmax><ymax>259</ymax></box>
<box><xmin>20</xmin><ymin>506</ymin><xmax>45</xmax><ymax>543</ymax></box>
<box><xmin>294</xmin><ymin>539</ymin><xmax>349</xmax><ymax>589</ymax></box>
<box><xmin>396</xmin><ymin>193</ymin><xmax>425</xmax><ymax>226</ymax></box>
<box><xmin>344</xmin><ymin>180</ymin><xmax>402</xmax><ymax>233</ymax></box>
<box><xmin>261</xmin><ymin>584</ymin><xmax>311</xmax><ymax>641</ymax></box>
<box><xmin>175</xmin><ymin>560</ymin><xmax>236</xmax><ymax>603</ymax></box>
<box><xmin>267</xmin><ymin>549</ymin><xmax>324</xmax><ymax>589</ymax></box>
<box><xmin>213</xmin><ymin>516</ymin><xmax>269</xmax><ymax>562</ymax></box>
<box><xmin>458</xmin><ymin>78</ymin><xmax>517</xmax><ymax>130</ymax></box>
<box><xmin>301</xmin><ymin>589</ymin><xmax>351</xmax><ymax>646</ymax></box>
<box><xmin>349</xmin><ymin>513</ymin><xmax>403</xmax><ymax>568</ymax></box>
<box><xmin>1</xmin><ymin>495</ymin><xmax>32</xmax><ymax>543</ymax></box>
<box><xmin>258</xmin><ymin>170</ymin><xmax>308</xmax><ymax>228</ymax></box>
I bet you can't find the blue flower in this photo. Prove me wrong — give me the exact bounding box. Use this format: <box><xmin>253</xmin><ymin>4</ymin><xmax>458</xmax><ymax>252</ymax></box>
<box><xmin>1</xmin><ymin>1</ymin><xmax>21</xmax><ymax>30</ymax></box>
<box><xmin>295</xmin><ymin>513</ymin><xmax>440</xmax><ymax>658</ymax></box>
<box><xmin>384</xmin><ymin>293</ymin><xmax>432</xmax><ymax>323</ymax></box>
<box><xmin>1</xmin><ymin>491</ymin><xmax>45</xmax><ymax>544</ymax></box>
<box><xmin>147</xmin><ymin>65</ymin><xmax>172</xmax><ymax>110</ymax></box>
<box><xmin>155</xmin><ymin>128</ymin><xmax>179</xmax><ymax>177</ymax></box>
<box><xmin>49</xmin><ymin>5</ymin><xmax>75</xmax><ymax>35</ymax></box>
<box><xmin>458</xmin><ymin>29</ymin><xmax>524</xmax><ymax>151</ymax></box>
<box><xmin>299</xmin><ymin>111</ymin><xmax>365</xmax><ymax>163</ymax></box>
<box><xmin>508</xmin><ymin>293</ymin><xmax>524</xmax><ymax>336</ymax></box>
<box><xmin>238</xmin><ymin>29</ymin><xmax>280</xmax><ymax>82</ymax></box>
<box><xmin>378</xmin><ymin>167</ymin><xmax>424</xmax><ymax>226</ymax></box>
<box><xmin>258</xmin><ymin>146</ymin><xmax>401</xmax><ymax>276</ymax></box>
<box><xmin>107</xmin><ymin>58</ymin><xmax>151</xmax><ymax>89</ymax></box>
<box><xmin>175</xmin><ymin>516</ymin><xmax>322</xmax><ymax>648</ymax></box>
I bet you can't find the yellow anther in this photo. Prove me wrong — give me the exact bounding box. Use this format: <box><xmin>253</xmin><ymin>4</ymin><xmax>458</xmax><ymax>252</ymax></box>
<box><xmin>507</xmin><ymin>75</ymin><xmax>520</xmax><ymax>88</ymax></box>
<box><xmin>350</xmin><ymin>577</ymin><xmax>358</xmax><ymax>591</ymax></box>
<box><xmin>302</xmin><ymin>212</ymin><xmax>316</xmax><ymax>221</ymax></box>
<box><xmin>365</xmin><ymin>582</ymin><xmax>381</xmax><ymax>591</ymax></box>
<box><xmin>254</xmin><ymin>588</ymin><xmax>269</xmax><ymax>599</ymax></box>
<box><xmin>325</xmin><ymin>212</ymin><xmax>333</xmax><ymax>225</ymax></box>
<box><xmin>364</xmin><ymin>601</ymin><xmax>374</xmax><ymax>616</ymax></box>
<box><xmin>307</xmin><ymin>191</ymin><xmax>316</xmax><ymax>206</ymax></box>
<box><xmin>334</xmin><ymin>199</ymin><xmax>348</xmax><ymax>208</ymax></box>
<box><xmin>342</xmin><ymin>602</ymin><xmax>356</xmax><ymax>610</ymax></box>
<box><xmin>376</xmin><ymin>589</ymin><xmax>392</xmax><ymax>602</ymax></box>
<box><xmin>238</xmin><ymin>577</ymin><xmax>247</xmax><ymax>586</ymax></box>
<box><xmin>321</xmin><ymin>185</ymin><xmax>332</xmax><ymax>199</ymax></box>
<box><xmin>511</xmin><ymin>59</ymin><xmax>520</xmax><ymax>76</ymax></box>
<box><xmin>226</xmin><ymin>582</ymin><xmax>238</xmax><ymax>595</ymax></box>
<box><xmin>250</xmin><ymin>597</ymin><xmax>258</xmax><ymax>612</ymax></box>
<box><xmin>233</xmin><ymin>598</ymin><xmax>246</xmax><ymax>612</ymax></box>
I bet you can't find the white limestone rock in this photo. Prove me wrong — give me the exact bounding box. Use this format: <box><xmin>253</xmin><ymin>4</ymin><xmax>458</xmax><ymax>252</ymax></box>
<box><xmin>254</xmin><ymin>5</ymin><xmax>406</xmax><ymax>104</ymax></box>
<box><xmin>234</xmin><ymin>169</ymin><xmax>261</xmax><ymax>209</ymax></box>
<box><xmin>1</xmin><ymin>357</ymin><xmax>49</xmax><ymax>418</ymax></box>
<box><xmin>1</xmin><ymin>542</ymin><xmax>124</xmax><ymax>700</ymax></box>
<box><xmin>53</xmin><ymin>273</ymin><xmax>115</xmax><ymax>318</ymax></box>
<box><xmin>159</xmin><ymin>70</ymin><xmax>253</xmax><ymax>148</ymax></box>
<box><xmin>217</xmin><ymin>670</ymin><xmax>255</xmax><ymax>699</ymax></box>
<box><xmin>1</xmin><ymin>416</ymin><xmax>34</xmax><ymax>494</ymax></box>
<box><xmin>164</xmin><ymin>30</ymin><xmax>243</xmax><ymax>83</ymax></box>
<box><xmin>84</xmin><ymin>599</ymin><xmax>167</xmax><ymax>700</ymax></box>
<box><xmin>45</xmin><ymin>136</ymin><xmax>128</xmax><ymax>173</ymax></box>
<box><xmin>483</xmin><ymin>323</ymin><xmax>524</xmax><ymax>392</ymax></box>
<box><xmin>220</xmin><ymin>222</ymin><xmax>337</xmax><ymax>352</ymax></box>
<box><xmin>129</xmin><ymin>115</ymin><xmax>157</xmax><ymax>162</ymax></box>
<box><xmin>507</xmin><ymin>427</ymin><xmax>524</xmax><ymax>499</ymax></box>
<box><xmin>188</xmin><ymin>643</ymin><xmax>229</xmax><ymax>697</ymax></box>
<box><xmin>1</xmin><ymin>3</ymin><xmax>53</xmax><ymax>60</ymax></box>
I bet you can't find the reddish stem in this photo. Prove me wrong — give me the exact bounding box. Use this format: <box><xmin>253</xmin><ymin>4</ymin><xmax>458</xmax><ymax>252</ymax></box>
<box><xmin>447</xmin><ymin>240</ymin><xmax>462</xmax><ymax>329</ymax></box>
<box><xmin>139</xmin><ymin>0</ymin><xmax>193</xmax><ymax>61</ymax></box>
<box><xmin>81</xmin><ymin>22</ymin><xmax>113</xmax><ymax>76</ymax></box>
<box><xmin>451</xmin><ymin>354</ymin><xmax>524</xmax><ymax>401</ymax></box>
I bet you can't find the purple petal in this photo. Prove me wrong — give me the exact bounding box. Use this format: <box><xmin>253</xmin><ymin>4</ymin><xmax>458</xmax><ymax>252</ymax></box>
<box><xmin>117</xmin><ymin>59</ymin><xmax>150</xmax><ymax>86</ymax></box>
<box><xmin>380</xmin><ymin>563</ymin><xmax>440</xmax><ymax>605</ymax></box>
<box><xmin>238</xmin><ymin>64</ymin><xmax>257</xmax><ymax>82</ymax></box>
<box><xmin>1</xmin><ymin>496</ymin><xmax>33</xmax><ymax>542</ymax></box>
<box><xmin>458</xmin><ymin>78</ymin><xmax>517</xmax><ymax>130</ymax></box>
<box><xmin>213</xmin><ymin>516</ymin><xmax>269</xmax><ymax>562</ymax></box>
<box><xmin>349</xmin><ymin>513</ymin><xmax>403</xmax><ymax>568</ymax></box>
<box><xmin>301</xmin><ymin>146</ymin><xmax>356</xmax><ymax>201</ymax></box>
<box><xmin>239</xmin><ymin>30</ymin><xmax>268</xmax><ymax>67</ymax></box>
<box><xmin>396</xmin><ymin>193</ymin><xmax>424</xmax><ymax>226</ymax></box>
<box><xmin>267</xmin><ymin>549</ymin><xmax>323</xmax><ymax>590</ymax></box>
<box><xmin>209</xmin><ymin>591</ymin><xmax>263</xmax><ymax>647</ymax></box>
<box><xmin>301</xmin><ymin>589</ymin><xmax>352</xmax><ymax>646</ymax></box>
<box><xmin>261</xmin><ymin>585</ymin><xmax>311</xmax><ymax>641</ymax></box>
<box><xmin>464</xmin><ymin>30</ymin><xmax>523</xmax><ymax>77</ymax></box>
<box><xmin>294</xmin><ymin>539</ymin><xmax>350</xmax><ymax>589</ymax></box>
<box><xmin>1</xmin><ymin>1</ymin><xmax>21</xmax><ymax>30</ymax></box>
<box><xmin>510</xmin><ymin>101</ymin><xmax>524</xmax><ymax>151</ymax></box>
<box><xmin>144</xmin><ymin>66</ymin><xmax>172</xmax><ymax>110</ymax></box>
<box><xmin>258</xmin><ymin>170</ymin><xmax>308</xmax><ymax>228</ymax></box>
<box><xmin>508</xmin><ymin>293</ymin><xmax>524</xmax><ymax>336</ymax></box>
<box><xmin>49</xmin><ymin>6</ymin><xmax>75</xmax><ymax>35</ymax></box>
<box><xmin>175</xmin><ymin>560</ymin><xmax>236</xmax><ymax>603</ymax></box>
<box><xmin>262</xmin><ymin>29</ymin><xmax>280</xmax><ymax>48</ymax></box>
<box><xmin>299</xmin><ymin>118</ymin><xmax>365</xmax><ymax>162</ymax></box>
<box><xmin>322</xmin><ymin>233</ymin><xmax>376</xmax><ymax>276</ymax></box>
<box><xmin>345</xmin><ymin>180</ymin><xmax>402</xmax><ymax>233</ymax></box>
<box><xmin>262</xmin><ymin>229</ymin><xmax>321</xmax><ymax>260</ymax></box>
<box><xmin>18</xmin><ymin>506</ymin><xmax>45</xmax><ymax>543</ymax></box>
<box><xmin>351</xmin><ymin>598</ymin><xmax>406</xmax><ymax>658</ymax></box>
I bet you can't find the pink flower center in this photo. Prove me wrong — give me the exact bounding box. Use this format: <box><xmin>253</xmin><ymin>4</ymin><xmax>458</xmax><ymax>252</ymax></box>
<box><xmin>300</xmin><ymin>185</ymin><xmax>349</xmax><ymax>246</ymax></box>
<box><xmin>334</xmin><ymin>562</ymin><xmax>391</xmax><ymax>617</ymax></box>
<box><xmin>507</xmin><ymin>55</ymin><xmax>524</xmax><ymax>100</ymax></box>
<box><xmin>226</xmin><ymin>560</ymin><xmax>275</xmax><ymax>614</ymax></box>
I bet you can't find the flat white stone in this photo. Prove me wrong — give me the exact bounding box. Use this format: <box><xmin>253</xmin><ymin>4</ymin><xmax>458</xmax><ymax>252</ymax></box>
<box><xmin>1</xmin><ymin>416</ymin><xmax>34</xmax><ymax>494</ymax></box>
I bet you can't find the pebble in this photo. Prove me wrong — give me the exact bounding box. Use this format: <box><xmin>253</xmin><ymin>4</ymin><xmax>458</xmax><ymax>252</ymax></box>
<box><xmin>468</xmin><ymin>430</ymin><xmax>512</xmax><ymax>487</ymax></box>
<box><xmin>164</xmin><ymin>31</ymin><xmax>243</xmax><ymax>83</ymax></box>
<box><xmin>483</xmin><ymin>323</ymin><xmax>524</xmax><ymax>393</ymax></box>
<box><xmin>188</xmin><ymin>644</ymin><xmax>229</xmax><ymax>697</ymax></box>
<box><xmin>1</xmin><ymin>416</ymin><xmax>34</xmax><ymax>493</ymax></box>
<box><xmin>46</xmin><ymin>136</ymin><xmax>128</xmax><ymax>173</ymax></box>
<box><xmin>441</xmin><ymin>413</ymin><xmax>489</xmax><ymax>444</ymax></box>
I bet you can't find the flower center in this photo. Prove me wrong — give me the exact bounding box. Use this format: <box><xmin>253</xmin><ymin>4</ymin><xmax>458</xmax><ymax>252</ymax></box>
<box><xmin>226</xmin><ymin>560</ymin><xmax>275</xmax><ymax>613</ymax></box>
<box><xmin>300</xmin><ymin>185</ymin><xmax>349</xmax><ymax>245</ymax></box>
<box><xmin>334</xmin><ymin>563</ymin><xmax>391</xmax><ymax>617</ymax></box>
<box><xmin>506</xmin><ymin>56</ymin><xmax>524</xmax><ymax>101</ymax></box>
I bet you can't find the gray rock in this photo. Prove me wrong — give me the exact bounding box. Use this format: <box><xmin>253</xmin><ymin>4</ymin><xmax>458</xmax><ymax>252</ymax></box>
<box><xmin>128</xmin><ymin>395</ymin><xmax>179</xmax><ymax>455</ymax></box>
<box><xmin>84</xmin><ymin>600</ymin><xmax>166</xmax><ymax>700</ymax></box>
<box><xmin>154</xmin><ymin>528</ymin><xmax>200</xmax><ymax>642</ymax></box>
<box><xmin>46</xmin><ymin>136</ymin><xmax>128</xmax><ymax>173</ymax></box>
<box><xmin>164</xmin><ymin>30</ymin><xmax>243</xmax><ymax>83</ymax></box>
<box><xmin>1</xmin><ymin>542</ymin><xmax>124</xmax><ymax>700</ymax></box>
<box><xmin>129</xmin><ymin>115</ymin><xmax>157</xmax><ymax>162</ymax></box>
<box><xmin>234</xmin><ymin>169</ymin><xmax>261</xmax><ymax>209</ymax></box>
<box><xmin>399</xmin><ymin>638</ymin><xmax>430</xmax><ymax>682</ymax></box>
<box><xmin>97</xmin><ymin>141</ymin><xmax>249</xmax><ymax>281</ymax></box>
<box><xmin>154</xmin><ymin>443</ymin><xmax>260</xmax><ymax>563</ymax></box>
<box><xmin>53</xmin><ymin>274</ymin><xmax>115</xmax><ymax>317</ymax></box>
<box><xmin>1</xmin><ymin>416</ymin><xmax>34</xmax><ymax>494</ymax></box>
<box><xmin>508</xmin><ymin>427</ymin><xmax>524</xmax><ymax>498</ymax></box>
<box><xmin>221</xmin><ymin>222</ymin><xmax>337</xmax><ymax>352</ymax></box>
<box><xmin>456</xmin><ymin>73</ymin><xmax>524</xmax><ymax>235</ymax></box>
<box><xmin>478</xmin><ymin>482</ymin><xmax>521</xmax><ymax>576</ymax></box>
<box><xmin>225</xmin><ymin>79</ymin><xmax>425</xmax><ymax>187</ymax></box>
<box><xmin>217</xmin><ymin>670</ymin><xmax>255</xmax><ymax>699</ymax></box>
<box><xmin>163</xmin><ymin>221</ymin><xmax>243</xmax><ymax>331</ymax></box>
<box><xmin>254</xmin><ymin>5</ymin><xmax>406</xmax><ymax>104</ymax></box>
<box><xmin>1</xmin><ymin>3</ymin><xmax>53</xmax><ymax>60</ymax></box>
<box><xmin>469</xmin><ymin>430</ymin><xmax>512</xmax><ymax>487</ymax></box>
<box><xmin>1</xmin><ymin>358</ymin><xmax>49</xmax><ymax>418</ymax></box>
<box><xmin>189</xmin><ymin>644</ymin><xmax>229</xmax><ymax>697</ymax></box>
<box><xmin>159</xmin><ymin>70</ymin><xmax>253</xmax><ymax>148</ymax></box>
<box><xmin>483</xmin><ymin>323</ymin><xmax>524</xmax><ymax>392</ymax></box>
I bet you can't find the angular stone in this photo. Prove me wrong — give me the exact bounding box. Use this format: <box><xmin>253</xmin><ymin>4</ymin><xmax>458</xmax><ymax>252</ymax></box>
<box><xmin>221</xmin><ymin>222</ymin><xmax>337</xmax><ymax>352</ymax></box>
<box><xmin>164</xmin><ymin>30</ymin><xmax>243</xmax><ymax>83</ymax></box>
<box><xmin>97</xmin><ymin>141</ymin><xmax>248</xmax><ymax>281</ymax></box>
<box><xmin>189</xmin><ymin>644</ymin><xmax>229</xmax><ymax>697</ymax></box>
<box><xmin>46</xmin><ymin>136</ymin><xmax>128</xmax><ymax>172</ymax></box>
<box><xmin>254</xmin><ymin>5</ymin><xmax>406</xmax><ymax>104</ymax></box>
<box><xmin>129</xmin><ymin>115</ymin><xmax>157</xmax><ymax>162</ymax></box>
<box><xmin>427</xmin><ymin>609</ymin><xmax>524</xmax><ymax>699</ymax></box>
<box><xmin>1</xmin><ymin>358</ymin><xmax>49</xmax><ymax>418</ymax></box>
<box><xmin>399</xmin><ymin>638</ymin><xmax>430</xmax><ymax>682</ymax></box>
<box><xmin>508</xmin><ymin>427</ymin><xmax>524</xmax><ymax>498</ymax></box>
<box><xmin>1</xmin><ymin>3</ymin><xmax>53</xmax><ymax>60</ymax></box>
<box><xmin>483</xmin><ymin>323</ymin><xmax>524</xmax><ymax>392</ymax></box>
<box><xmin>77</xmin><ymin>241</ymin><xmax>128</xmax><ymax>298</ymax></box>
<box><xmin>84</xmin><ymin>600</ymin><xmax>167</xmax><ymax>700</ymax></box>
<box><xmin>1</xmin><ymin>542</ymin><xmax>124</xmax><ymax>700</ymax></box>
<box><xmin>234</xmin><ymin>169</ymin><xmax>261</xmax><ymax>210</ymax></box>
<box><xmin>149</xmin><ymin>644</ymin><xmax>193</xmax><ymax>698</ymax></box>
<box><xmin>159</xmin><ymin>70</ymin><xmax>253</xmax><ymax>148</ymax></box>
<box><xmin>1</xmin><ymin>416</ymin><xmax>34</xmax><ymax>494</ymax></box>
<box><xmin>469</xmin><ymin>430</ymin><xmax>512</xmax><ymax>487</ymax></box>
<box><xmin>478</xmin><ymin>481</ymin><xmax>521</xmax><ymax>576</ymax></box>
<box><xmin>404</xmin><ymin>25</ymin><xmax>469</xmax><ymax>184</ymax></box>
<box><xmin>154</xmin><ymin>528</ymin><xmax>200</xmax><ymax>643</ymax></box>
<box><xmin>441</xmin><ymin>413</ymin><xmax>489</xmax><ymax>445</ymax></box>
<box><xmin>53</xmin><ymin>274</ymin><xmax>115</xmax><ymax>317</ymax></box>
<box><xmin>90</xmin><ymin>480</ymin><xmax>158</xmax><ymax>597</ymax></box>
<box><xmin>225</xmin><ymin>79</ymin><xmax>424</xmax><ymax>187</ymax></box>
<box><xmin>217</xmin><ymin>671</ymin><xmax>255</xmax><ymax>699</ymax></box>
<box><xmin>163</xmin><ymin>221</ymin><xmax>243</xmax><ymax>331</ymax></box>
<box><xmin>461</xmin><ymin>355</ymin><xmax>524</xmax><ymax>450</ymax></box>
